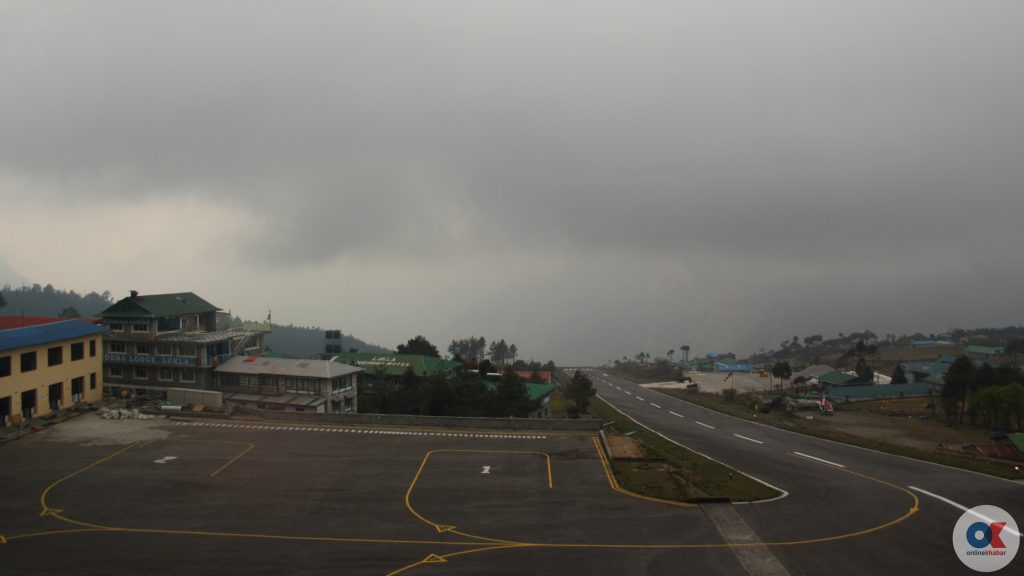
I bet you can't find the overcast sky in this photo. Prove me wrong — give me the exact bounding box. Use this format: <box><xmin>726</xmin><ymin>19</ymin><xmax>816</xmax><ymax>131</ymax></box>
<box><xmin>2</xmin><ymin>1</ymin><xmax>1023</xmax><ymax>364</ymax></box>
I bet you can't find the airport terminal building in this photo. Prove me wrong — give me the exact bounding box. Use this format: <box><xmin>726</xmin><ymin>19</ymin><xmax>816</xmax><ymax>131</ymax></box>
<box><xmin>100</xmin><ymin>291</ymin><xmax>269</xmax><ymax>396</ymax></box>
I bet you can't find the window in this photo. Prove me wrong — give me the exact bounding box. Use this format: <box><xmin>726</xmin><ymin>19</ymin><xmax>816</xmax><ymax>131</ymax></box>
<box><xmin>109</xmin><ymin>342</ymin><xmax>126</xmax><ymax>354</ymax></box>
<box><xmin>285</xmin><ymin>378</ymin><xmax>321</xmax><ymax>396</ymax></box>
<box><xmin>0</xmin><ymin>356</ymin><xmax>10</xmax><ymax>378</ymax></box>
<box><xmin>135</xmin><ymin>343</ymin><xmax>151</xmax><ymax>355</ymax></box>
<box><xmin>21</xmin><ymin>351</ymin><xmax>37</xmax><ymax>372</ymax></box>
<box><xmin>71</xmin><ymin>342</ymin><xmax>84</xmax><ymax>361</ymax></box>
<box><xmin>332</xmin><ymin>377</ymin><xmax>353</xmax><ymax>393</ymax></box>
<box><xmin>71</xmin><ymin>377</ymin><xmax>84</xmax><ymax>402</ymax></box>
<box><xmin>157</xmin><ymin>344</ymin><xmax>173</xmax><ymax>356</ymax></box>
<box><xmin>90</xmin><ymin>372</ymin><xmax>97</xmax><ymax>390</ymax></box>
<box><xmin>178</xmin><ymin>345</ymin><xmax>195</xmax><ymax>357</ymax></box>
<box><xmin>109</xmin><ymin>321</ymin><xmax>124</xmax><ymax>332</ymax></box>
<box><xmin>48</xmin><ymin>382</ymin><xmax>62</xmax><ymax>410</ymax></box>
<box><xmin>158</xmin><ymin>368</ymin><xmax>173</xmax><ymax>381</ymax></box>
<box><xmin>108</xmin><ymin>365</ymin><xmax>123</xmax><ymax>378</ymax></box>
<box><xmin>181</xmin><ymin>369</ymin><xmax>195</xmax><ymax>382</ymax></box>
<box><xmin>134</xmin><ymin>366</ymin><xmax>148</xmax><ymax>379</ymax></box>
<box><xmin>157</xmin><ymin>317</ymin><xmax>181</xmax><ymax>333</ymax></box>
<box><xmin>48</xmin><ymin>346</ymin><xmax>63</xmax><ymax>367</ymax></box>
<box><xmin>89</xmin><ymin>339</ymin><xmax>96</xmax><ymax>357</ymax></box>
<box><xmin>131</xmin><ymin>323</ymin><xmax>149</xmax><ymax>334</ymax></box>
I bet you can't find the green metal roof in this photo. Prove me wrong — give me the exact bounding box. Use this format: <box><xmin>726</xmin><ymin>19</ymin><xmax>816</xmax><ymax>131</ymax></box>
<box><xmin>964</xmin><ymin>345</ymin><xmax>1003</xmax><ymax>357</ymax></box>
<box><xmin>825</xmin><ymin>382</ymin><xmax>938</xmax><ymax>401</ymax></box>
<box><xmin>485</xmin><ymin>381</ymin><xmax>557</xmax><ymax>402</ymax></box>
<box><xmin>330</xmin><ymin>352</ymin><xmax>460</xmax><ymax>377</ymax></box>
<box><xmin>1006</xmin><ymin>433</ymin><xmax>1024</xmax><ymax>455</ymax></box>
<box><xmin>101</xmin><ymin>292</ymin><xmax>220</xmax><ymax>319</ymax></box>
<box><xmin>817</xmin><ymin>371</ymin><xmax>857</xmax><ymax>386</ymax></box>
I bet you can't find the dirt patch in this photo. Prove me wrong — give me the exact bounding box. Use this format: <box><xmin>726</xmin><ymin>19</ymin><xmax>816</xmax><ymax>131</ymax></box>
<box><xmin>37</xmin><ymin>412</ymin><xmax>173</xmax><ymax>446</ymax></box>
<box><xmin>606</xmin><ymin>433</ymin><xmax>646</xmax><ymax>459</ymax></box>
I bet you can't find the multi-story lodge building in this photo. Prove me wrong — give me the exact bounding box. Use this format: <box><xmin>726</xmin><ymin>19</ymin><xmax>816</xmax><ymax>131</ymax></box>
<box><xmin>100</xmin><ymin>291</ymin><xmax>269</xmax><ymax>396</ymax></box>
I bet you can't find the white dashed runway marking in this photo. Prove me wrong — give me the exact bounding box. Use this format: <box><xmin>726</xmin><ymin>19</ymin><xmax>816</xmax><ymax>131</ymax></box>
<box><xmin>174</xmin><ymin>421</ymin><xmax>547</xmax><ymax>440</ymax></box>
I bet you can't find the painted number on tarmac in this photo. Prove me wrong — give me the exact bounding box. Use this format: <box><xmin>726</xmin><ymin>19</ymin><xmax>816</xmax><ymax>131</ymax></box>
<box><xmin>154</xmin><ymin>456</ymin><xmax>178</xmax><ymax>465</ymax></box>
<box><xmin>481</xmin><ymin>466</ymin><xmax>491</xmax><ymax>475</ymax></box>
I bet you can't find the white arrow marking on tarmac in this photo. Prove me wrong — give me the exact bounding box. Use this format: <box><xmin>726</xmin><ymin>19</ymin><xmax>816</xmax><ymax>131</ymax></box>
<box><xmin>733</xmin><ymin>434</ymin><xmax>764</xmax><ymax>445</ymax></box>
<box><xmin>154</xmin><ymin>456</ymin><xmax>178</xmax><ymax>464</ymax></box>
<box><xmin>481</xmin><ymin>466</ymin><xmax>491</xmax><ymax>475</ymax></box>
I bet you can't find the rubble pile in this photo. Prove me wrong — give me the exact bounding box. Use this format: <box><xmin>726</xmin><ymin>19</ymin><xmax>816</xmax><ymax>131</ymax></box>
<box><xmin>97</xmin><ymin>407</ymin><xmax>163</xmax><ymax>420</ymax></box>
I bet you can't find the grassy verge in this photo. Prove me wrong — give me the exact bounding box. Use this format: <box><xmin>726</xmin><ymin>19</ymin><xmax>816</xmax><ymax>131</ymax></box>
<box><xmin>654</xmin><ymin>389</ymin><xmax>1024</xmax><ymax>479</ymax></box>
<box><xmin>589</xmin><ymin>395</ymin><xmax>780</xmax><ymax>502</ymax></box>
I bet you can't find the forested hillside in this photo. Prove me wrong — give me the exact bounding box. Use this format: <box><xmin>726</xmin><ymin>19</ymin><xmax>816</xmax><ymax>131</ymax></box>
<box><xmin>0</xmin><ymin>284</ymin><xmax>114</xmax><ymax>318</ymax></box>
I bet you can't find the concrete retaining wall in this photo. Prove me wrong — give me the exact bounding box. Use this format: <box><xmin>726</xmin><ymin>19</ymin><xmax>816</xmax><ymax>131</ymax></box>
<box><xmin>167</xmin><ymin>388</ymin><xmax>224</xmax><ymax>409</ymax></box>
<box><xmin>172</xmin><ymin>409</ymin><xmax>602</xmax><ymax>431</ymax></box>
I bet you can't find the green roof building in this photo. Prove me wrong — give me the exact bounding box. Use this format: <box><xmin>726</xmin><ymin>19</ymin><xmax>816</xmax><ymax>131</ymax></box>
<box><xmin>965</xmin><ymin>345</ymin><xmax>1003</xmax><ymax>359</ymax></box>
<box><xmin>330</xmin><ymin>352</ymin><xmax>460</xmax><ymax>379</ymax></box>
<box><xmin>99</xmin><ymin>291</ymin><xmax>270</xmax><ymax>394</ymax></box>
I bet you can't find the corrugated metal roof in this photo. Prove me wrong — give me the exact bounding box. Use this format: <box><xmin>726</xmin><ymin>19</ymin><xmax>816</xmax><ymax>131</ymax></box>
<box><xmin>101</xmin><ymin>292</ymin><xmax>220</xmax><ymax>319</ymax></box>
<box><xmin>330</xmin><ymin>353</ymin><xmax>460</xmax><ymax>377</ymax></box>
<box><xmin>965</xmin><ymin>345</ymin><xmax>1003</xmax><ymax>356</ymax></box>
<box><xmin>1006</xmin><ymin>433</ymin><xmax>1024</xmax><ymax>455</ymax></box>
<box><xmin>0</xmin><ymin>320</ymin><xmax>109</xmax><ymax>353</ymax></box>
<box><xmin>215</xmin><ymin>355</ymin><xmax>362</xmax><ymax>379</ymax></box>
<box><xmin>0</xmin><ymin>316</ymin><xmax>102</xmax><ymax>330</ymax></box>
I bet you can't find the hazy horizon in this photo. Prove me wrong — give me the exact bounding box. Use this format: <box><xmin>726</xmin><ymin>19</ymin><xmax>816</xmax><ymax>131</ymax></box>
<box><xmin>3</xmin><ymin>2</ymin><xmax>1023</xmax><ymax>364</ymax></box>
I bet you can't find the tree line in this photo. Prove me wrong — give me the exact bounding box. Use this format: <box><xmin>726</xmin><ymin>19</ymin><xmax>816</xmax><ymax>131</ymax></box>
<box><xmin>357</xmin><ymin>367</ymin><xmax>540</xmax><ymax>418</ymax></box>
<box><xmin>0</xmin><ymin>284</ymin><xmax>114</xmax><ymax>318</ymax></box>
<box><xmin>941</xmin><ymin>356</ymin><xmax>1024</xmax><ymax>430</ymax></box>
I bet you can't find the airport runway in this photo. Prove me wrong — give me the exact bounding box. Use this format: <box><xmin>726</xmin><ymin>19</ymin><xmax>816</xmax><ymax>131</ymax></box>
<box><xmin>581</xmin><ymin>368</ymin><xmax>1024</xmax><ymax>575</ymax></box>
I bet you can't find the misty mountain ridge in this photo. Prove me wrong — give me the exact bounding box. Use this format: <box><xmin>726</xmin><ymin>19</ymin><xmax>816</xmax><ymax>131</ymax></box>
<box><xmin>0</xmin><ymin>256</ymin><xmax>30</xmax><ymax>288</ymax></box>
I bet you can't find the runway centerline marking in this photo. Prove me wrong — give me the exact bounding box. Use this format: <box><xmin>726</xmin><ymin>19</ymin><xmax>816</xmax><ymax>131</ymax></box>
<box><xmin>695</xmin><ymin>421</ymin><xmax>715</xmax><ymax>429</ymax></box>
<box><xmin>792</xmin><ymin>452</ymin><xmax>845</xmax><ymax>468</ymax></box>
<box><xmin>635</xmin><ymin>397</ymin><xmax>645</xmax><ymax>401</ymax></box>
<box><xmin>909</xmin><ymin>486</ymin><xmax>1022</xmax><ymax>537</ymax></box>
<box><xmin>650</xmin><ymin>403</ymin><xmax>661</xmax><ymax>409</ymax></box>
<box><xmin>669</xmin><ymin>411</ymin><xmax>685</xmax><ymax>418</ymax></box>
<box><xmin>733</xmin><ymin>434</ymin><xmax>763</xmax><ymax>445</ymax></box>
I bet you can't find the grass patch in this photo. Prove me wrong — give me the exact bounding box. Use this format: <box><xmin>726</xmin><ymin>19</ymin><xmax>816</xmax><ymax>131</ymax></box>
<box><xmin>654</xmin><ymin>389</ymin><xmax>1024</xmax><ymax>479</ymax></box>
<box><xmin>589</xmin><ymin>396</ymin><xmax>780</xmax><ymax>502</ymax></box>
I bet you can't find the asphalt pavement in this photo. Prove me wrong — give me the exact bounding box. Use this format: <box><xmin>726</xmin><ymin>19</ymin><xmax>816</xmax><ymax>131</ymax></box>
<box><xmin>582</xmin><ymin>368</ymin><xmax>1024</xmax><ymax>575</ymax></box>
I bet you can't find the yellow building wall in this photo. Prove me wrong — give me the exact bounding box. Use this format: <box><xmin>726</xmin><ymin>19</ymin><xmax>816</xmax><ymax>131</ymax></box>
<box><xmin>0</xmin><ymin>335</ymin><xmax>104</xmax><ymax>426</ymax></box>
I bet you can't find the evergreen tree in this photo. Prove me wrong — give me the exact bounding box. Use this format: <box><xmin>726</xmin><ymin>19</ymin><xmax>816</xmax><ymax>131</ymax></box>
<box><xmin>891</xmin><ymin>362</ymin><xmax>908</xmax><ymax>384</ymax></box>
<box><xmin>564</xmin><ymin>370</ymin><xmax>596</xmax><ymax>417</ymax></box>
<box><xmin>396</xmin><ymin>335</ymin><xmax>440</xmax><ymax>358</ymax></box>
